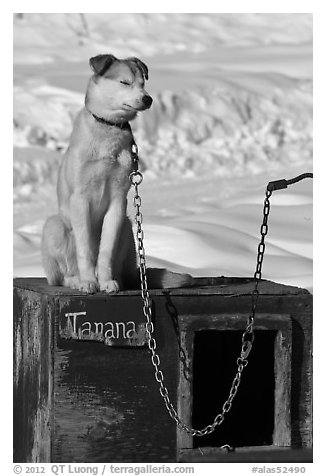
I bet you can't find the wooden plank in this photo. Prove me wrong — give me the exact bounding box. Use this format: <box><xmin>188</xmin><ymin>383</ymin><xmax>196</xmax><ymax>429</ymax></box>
<box><xmin>52</xmin><ymin>340</ymin><xmax>177</xmax><ymax>463</ymax></box>
<box><xmin>13</xmin><ymin>277</ymin><xmax>310</xmax><ymax>297</ymax></box>
<box><xmin>179</xmin><ymin>446</ymin><xmax>313</xmax><ymax>463</ymax></box>
<box><xmin>177</xmin><ymin>326</ymin><xmax>193</xmax><ymax>453</ymax></box>
<box><xmin>178</xmin><ymin>312</ymin><xmax>292</xmax><ymax>331</ymax></box>
<box><xmin>290</xmin><ymin>316</ymin><xmax>313</xmax><ymax>447</ymax></box>
<box><xmin>274</xmin><ymin>326</ymin><xmax>292</xmax><ymax>446</ymax></box>
<box><xmin>13</xmin><ymin>288</ymin><xmax>53</xmax><ymax>462</ymax></box>
<box><xmin>57</xmin><ymin>295</ymin><xmax>148</xmax><ymax>346</ymax></box>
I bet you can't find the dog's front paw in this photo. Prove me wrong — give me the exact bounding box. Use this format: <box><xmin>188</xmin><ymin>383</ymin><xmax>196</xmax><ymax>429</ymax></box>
<box><xmin>63</xmin><ymin>275</ymin><xmax>80</xmax><ymax>289</ymax></box>
<box><xmin>99</xmin><ymin>279</ymin><xmax>120</xmax><ymax>294</ymax></box>
<box><xmin>79</xmin><ymin>279</ymin><xmax>99</xmax><ymax>294</ymax></box>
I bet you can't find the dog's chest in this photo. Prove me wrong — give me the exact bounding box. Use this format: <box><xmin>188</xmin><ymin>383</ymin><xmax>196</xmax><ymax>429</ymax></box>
<box><xmin>87</xmin><ymin>129</ymin><xmax>133</xmax><ymax>180</ymax></box>
<box><xmin>80</xmin><ymin>128</ymin><xmax>133</xmax><ymax>216</ymax></box>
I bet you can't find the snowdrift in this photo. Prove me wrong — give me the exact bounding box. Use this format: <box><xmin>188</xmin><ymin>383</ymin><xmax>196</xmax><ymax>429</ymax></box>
<box><xmin>13</xmin><ymin>13</ymin><xmax>313</xmax><ymax>291</ymax></box>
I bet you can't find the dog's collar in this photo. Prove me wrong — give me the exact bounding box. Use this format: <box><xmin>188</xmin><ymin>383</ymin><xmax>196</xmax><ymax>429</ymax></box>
<box><xmin>91</xmin><ymin>112</ymin><xmax>130</xmax><ymax>130</ymax></box>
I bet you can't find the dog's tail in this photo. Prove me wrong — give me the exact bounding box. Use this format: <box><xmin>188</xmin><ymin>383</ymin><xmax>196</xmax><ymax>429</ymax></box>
<box><xmin>145</xmin><ymin>268</ymin><xmax>195</xmax><ymax>289</ymax></box>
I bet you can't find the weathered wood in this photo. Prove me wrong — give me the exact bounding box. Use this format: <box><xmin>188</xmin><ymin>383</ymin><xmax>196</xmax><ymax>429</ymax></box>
<box><xmin>13</xmin><ymin>277</ymin><xmax>312</xmax><ymax>463</ymax></box>
<box><xmin>13</xmin><ymin>288</ymin><xmax>53</xmax><ymax>462</ymax></box>
<box><xmin>274</xmin><ymin>326</ymin><xmax>292</xmax><ymax>446</ymax></box>
<box><xmin>179</xmin><ymin>446</ymin><xmax>313</xmax><ymax>463</ymax></box>
<box><xmin>57</xmin><ymin>295</ymin><xmax>148</xmax><ymax>346</ymax></box>
<box><xmin>13</xmin><ymin>276</ymin><xmax>310</xmax><ymax>297</ymax></box>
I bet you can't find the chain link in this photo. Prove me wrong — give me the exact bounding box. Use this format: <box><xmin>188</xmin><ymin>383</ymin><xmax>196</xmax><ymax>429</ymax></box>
<box><xmin>129</xmin><ymin>147</ymin><xmax>272</xmax><ymax>436</ymax></box>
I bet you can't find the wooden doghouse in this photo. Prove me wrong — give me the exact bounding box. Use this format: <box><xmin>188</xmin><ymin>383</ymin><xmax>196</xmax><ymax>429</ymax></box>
<box><xmin>13</xmin><ymin>277</ymin><xmax>312</xmax><ymax>463</ymax></box>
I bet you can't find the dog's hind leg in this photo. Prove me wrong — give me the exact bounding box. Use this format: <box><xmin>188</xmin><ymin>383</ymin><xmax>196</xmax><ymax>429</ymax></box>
<box><xmin>42</xmin><ymin>215</ymin><xmax>78</xmax><ymax>287</ymax></box>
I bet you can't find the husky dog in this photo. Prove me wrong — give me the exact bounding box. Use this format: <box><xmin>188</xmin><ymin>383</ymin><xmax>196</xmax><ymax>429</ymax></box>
<box><xmin>42</xmin><ymin>54</ymin><xmax>192</xmax><ymax>293</ymax></box>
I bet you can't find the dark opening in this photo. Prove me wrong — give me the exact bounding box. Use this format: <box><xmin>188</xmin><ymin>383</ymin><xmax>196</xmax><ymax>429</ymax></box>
<box><xmin>192</xmin><ymin>330</ymin><xmax>276</xmax><ymax>448</ymax></box>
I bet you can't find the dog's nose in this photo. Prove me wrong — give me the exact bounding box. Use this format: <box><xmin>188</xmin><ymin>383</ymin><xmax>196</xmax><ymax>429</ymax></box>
<box><xmin>142</xmin><ymin>95</ymin><xmax>153</xmax><ymax>108</ymax></box>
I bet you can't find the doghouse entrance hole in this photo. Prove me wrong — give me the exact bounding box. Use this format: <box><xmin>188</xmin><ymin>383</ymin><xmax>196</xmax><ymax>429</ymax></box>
<box><xmin>192</xmin><ymin>330</ymin><xmax>276</xmax><ymax>448</ymax></box>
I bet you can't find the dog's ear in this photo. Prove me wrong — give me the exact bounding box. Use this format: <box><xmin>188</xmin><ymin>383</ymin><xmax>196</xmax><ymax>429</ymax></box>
<box><xmin>126</xmin><ymin>57</ymin><xmax>149</xmax><ymax>80</ymax></box>
<box><xmin>89</xmin><ymin>54</ymin><xmax>117</xmax><ymax>76</ymax></box>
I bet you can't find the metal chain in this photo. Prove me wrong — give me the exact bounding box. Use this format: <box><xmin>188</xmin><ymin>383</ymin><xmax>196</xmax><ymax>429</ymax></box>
<box><xmin>129</xmin><ymin>143</ymin><xmax>272</xmax><ymax>436</ymax></box>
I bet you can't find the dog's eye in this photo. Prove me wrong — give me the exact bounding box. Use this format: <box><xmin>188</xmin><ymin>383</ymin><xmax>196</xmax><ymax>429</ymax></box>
<box><xmin>120</xmin><ymin>80</ymin><xmax>131</xmax><ymax>86</ymax></box>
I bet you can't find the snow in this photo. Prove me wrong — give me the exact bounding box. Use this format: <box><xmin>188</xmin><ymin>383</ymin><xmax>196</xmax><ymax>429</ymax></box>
<box><xmin>13</xmin><ymin>13</ymin><xmax>313</xmax><ymax>292</ymax></box>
